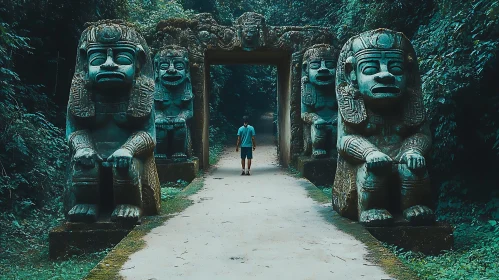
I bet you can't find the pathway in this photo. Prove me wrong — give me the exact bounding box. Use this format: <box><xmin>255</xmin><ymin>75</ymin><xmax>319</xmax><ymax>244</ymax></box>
<box><xmin>120</xmin><ymin>133</ymin><xmax>392</xmax><ymax>279</ymax></box>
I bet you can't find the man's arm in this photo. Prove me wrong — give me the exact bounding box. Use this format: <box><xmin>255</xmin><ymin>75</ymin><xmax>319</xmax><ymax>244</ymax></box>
<box><xmin>252</xmin><ymin>136</ymin><xmax>256</xmax><ymax>151</ymax></box>
<box><xmin>236</xmin><ymin>136</ymin><xmax>241</xmax><ymax>151</ymax></box>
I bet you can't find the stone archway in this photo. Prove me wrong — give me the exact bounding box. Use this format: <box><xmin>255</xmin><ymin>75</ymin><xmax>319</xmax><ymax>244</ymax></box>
<box><xmin>152</xmin><ymin>12</ymin><xmax>336</xmax><ymax>169</ymax></box>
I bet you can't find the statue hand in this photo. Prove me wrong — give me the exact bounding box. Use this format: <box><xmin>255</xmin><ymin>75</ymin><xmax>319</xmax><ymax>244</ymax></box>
<box><xmin>74</xmin><ymin>148</ymin><xmax>102</xmax><ymax>168</ymax></box>
<box><xmin>174</xmin><ymin>117</ymin><xmax>186</xmax><ymax>128</ymax></box>
<box><xmin>313</xmin><ymin>118</ymin><xmax>327</xmax><ymax>129</ymax></box>
<box><xmin>107</xmin><ymin>148</ymin><xmax>133</xmax><ymax>169</ymax></box>
<box><xmin>365</xmin><ymin>151</ymin><xmax>392</xmax><ymax>171</ymax></box>
<box><xmin>401</xmin><ymin>151</ymin><xmax>426</xmax><ymax>170</ymax></box>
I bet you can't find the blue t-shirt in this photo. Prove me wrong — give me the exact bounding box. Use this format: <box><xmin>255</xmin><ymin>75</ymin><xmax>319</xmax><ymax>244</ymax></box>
<box><xmin>237</xmin><ymin>125</ymin><xmax>255</xmax><ymax>148</ymax></box>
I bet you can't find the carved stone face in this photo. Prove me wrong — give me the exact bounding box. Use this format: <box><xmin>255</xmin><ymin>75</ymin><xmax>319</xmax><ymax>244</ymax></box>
<box><xmin>241</xmin><ymin>25</ymin><xmax>259</xmax><ymax>45</ymax></box>
<box><xmin>308</xmin><ymin>59</ymin><xmax>335</xmax><ymax>86</ymax></box>
<box><xmin>355</xmin><ymin>51</ymin><xmax>406</xmax><ymax>101</ymax></box>
<box><xmin>158</xmin><ymin>56</ymin><xmax>187</xmax><ymax>86</ymax></box>
<box><xmin>88</xmin><ymin>46</ymin><xmax>136</xmax><ymax>89</ymax></box>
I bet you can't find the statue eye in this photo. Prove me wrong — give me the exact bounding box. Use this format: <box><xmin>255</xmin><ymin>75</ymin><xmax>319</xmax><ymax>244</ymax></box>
<box><xmin>115</xmin><ymin>52</ymin><xmax>134</xmax><ymax>65</ymax></box>
<box><xmin>325</xmin><ymin>61</ymin><xmax>335</xmax><ymax>69</ymax></box>
<box><xmin>174</xmin><ymin>62</ymin><xmax>185</xmax><ymax>70</ymax></box>
<box><xmin>389</xmin><ymin>63</ymin><xmax>404</xmax><ymax>75</ymax></box>
<box><xmin>361</xmin><ymin>62</ymin><xmax>379</xmax><ymax>75</ymax></box>
<box><xmin>160</xmin><ymin>63</ymin><xmax>169</xmax><ymax>70</ymax></box>
<box><xmin>89</xmin><ymin>53</ymin><xmax>106</xmax><ymax>66</ymax></box>
<box><xmin>309</xmin><ymin>62</ymin><xmax>320</xmax><ymax>69</ymax></box>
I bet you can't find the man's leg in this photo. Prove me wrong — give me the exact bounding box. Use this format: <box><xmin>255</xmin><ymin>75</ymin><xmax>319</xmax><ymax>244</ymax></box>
<box><xmin>241</xmin><ymin>148</ymin><xmax>246</xmax><ymax>175</ymax></box>
<box><xmin>246</xmin><ymin>148</ymin><xmax>253</xmax><ymax>175</ymax></box>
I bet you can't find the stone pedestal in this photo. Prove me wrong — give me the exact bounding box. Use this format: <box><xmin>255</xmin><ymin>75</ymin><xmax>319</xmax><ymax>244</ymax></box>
<box><xmin>296</xmin><ymin>156</ymin><xmax>337</xmax><ymax>186</ymax></box>
<box><xmin>365</xmin><ymin>219</ymin><xmax>454</xmax><ymax>255</ymax></box>
<box><xmin>156</xmin><ymin>157</ymin><xmax>199</xmax><ymax>183</ymax></box>
<box><xmin>49</xmin><ymin>218</ymin><xmax>137</xmax><ymax>259</ymax></box>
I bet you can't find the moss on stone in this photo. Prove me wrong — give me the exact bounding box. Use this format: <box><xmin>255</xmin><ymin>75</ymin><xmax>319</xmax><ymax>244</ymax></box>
<box><xmin>84</xmin><ymin>178</ymin><xmax>204</xmax><ymax>280</ymax></box>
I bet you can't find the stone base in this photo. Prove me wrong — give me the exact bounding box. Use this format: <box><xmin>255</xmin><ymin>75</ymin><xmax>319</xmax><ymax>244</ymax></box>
<box><xmin>365</xmin><ymin>220</ymin><xmax>454</xmax><ymax>255</ymax></box>
<box><xmin>49</xmin><ymin>219</ymin><xmax>136</xmax><ymax>259</ymax></box>
<box><xmin>296</xmin><ymin>156</ymin><xmax>337</xmax><ymax>186</ymax></box>
<box><xmin>156</xmin><ymin>157</ymin><xmax>199</xmax><ymax>183</ymax></box>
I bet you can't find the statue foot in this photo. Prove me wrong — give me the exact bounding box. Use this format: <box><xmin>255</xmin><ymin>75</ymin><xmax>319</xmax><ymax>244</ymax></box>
<box><xmin>172</xmin><ymin>152</ymin><xmax>187</xmax><ymax>160</ymax></box>
<box><xmin>359</xmin><ymin>209</ymin><xmax>393</xmax><ymax>226</ymax></box>
<box><xmin>312</xmin><ymin>149</ymin><xmax>327</xmax><ymax>159</ymax></box>
<box><xmin>111</xmin><ymin>204</ymin><xmax>141</xmax><ymax>223</ymax></box>
<box><xmin>68</xmin><ymin>204</ymin><xmax>98</xmax><ymax>223</ymax></box>
<box><xmin>155</xmin><ymin>154</ymin><xmax>168</xmax><ymax>159</ymax></box>
<box><xmin>403</xmin><ymin>205</ymin><xmax>435</xmax><ymax>225</ymax></box>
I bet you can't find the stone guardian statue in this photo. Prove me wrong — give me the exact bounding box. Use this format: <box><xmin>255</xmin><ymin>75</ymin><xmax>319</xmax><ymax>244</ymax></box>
<box><xmin>65</xmin><ymin>20</ymin><xmax>161</xmax><ymax>223</ymax></box>
<box><xmin>333</xmin><ymin>29</ymin><xmax>434</xmax><ymax>226</ymax></box>
<box><xmin>236</xmin><ymin>12</ymin><xmax>267</xmax><ymax>51</ymax></box>
<box><xmin>301</xmin><ymin>44</ymin><xmax>338</xmax><ymax>158</ymax></box>
<box><xmin>153</xmin><ymin>46</ymin><xmax>193</xmax><ymax>160</ymax></box>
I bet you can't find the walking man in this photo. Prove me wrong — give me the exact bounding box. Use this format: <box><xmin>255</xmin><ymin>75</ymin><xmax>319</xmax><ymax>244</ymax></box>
<box><xmin>236</xmin><ymin>116</ymin><xmax>256</xmax><ymax>175</ymax></box>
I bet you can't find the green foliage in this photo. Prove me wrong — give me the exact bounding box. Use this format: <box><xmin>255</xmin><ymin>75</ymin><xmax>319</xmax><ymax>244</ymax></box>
<box><xmin>126</xmin><ymin>0</ymin><xmax>194</xmax><ymax>39</ymax></box>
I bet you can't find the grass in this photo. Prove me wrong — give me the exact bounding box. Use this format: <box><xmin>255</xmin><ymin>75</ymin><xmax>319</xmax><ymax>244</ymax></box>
<box><xmin>0</xmin><ymin>202</ymin><xmax>109</xmax><ymax>279</ymax></box>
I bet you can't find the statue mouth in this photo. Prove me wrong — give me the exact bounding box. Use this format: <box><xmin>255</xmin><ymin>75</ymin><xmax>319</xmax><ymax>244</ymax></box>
<box><xmin>372</xmin><ymin>86</ymin><xmax>401</xmax><ymax>95</ymax></box>
<box><xmin>316</xmin><ymin>75</ymin><xmax>333</xmax><ymax>82</ymax></box>
<box><xmin>162</xmin><ymin>75</ymin><xmax>183</xmax><ymax>83</ymax></box>
<box><xmin>96</xmin><ymin>72</ymin><xmax>126</xmax><ymax>83</ymax></box>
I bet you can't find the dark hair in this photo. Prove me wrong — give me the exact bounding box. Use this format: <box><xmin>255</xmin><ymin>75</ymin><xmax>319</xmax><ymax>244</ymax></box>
<box><xmin>242</xmin><ymin>116</ymin><xmax>249</xmax><ymax>123</ymax></box>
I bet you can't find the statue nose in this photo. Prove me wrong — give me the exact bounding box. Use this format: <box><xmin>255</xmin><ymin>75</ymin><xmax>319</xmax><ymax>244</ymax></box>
<box><xmin>100</xmin><ymin>56</ymin><xmax>118</xmax><ymax>70</ymax></box>
<box><xmin>374</xmin><ymin>71</ymin><xmax>395</xmax><ymax>83</ymax></box>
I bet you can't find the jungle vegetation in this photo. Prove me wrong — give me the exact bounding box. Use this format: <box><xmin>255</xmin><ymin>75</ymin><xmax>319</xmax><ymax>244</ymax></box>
<box><xmin>1</xmin><ymin>0</ymin><xmax>498</xmax><ymax>279</ymax></box>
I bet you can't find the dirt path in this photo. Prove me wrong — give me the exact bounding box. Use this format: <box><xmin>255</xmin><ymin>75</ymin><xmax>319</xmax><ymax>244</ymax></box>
<box><xmin>120</xmin><ymin>135</ymin><xmax>392</xmax><ymax>279</ymax></box>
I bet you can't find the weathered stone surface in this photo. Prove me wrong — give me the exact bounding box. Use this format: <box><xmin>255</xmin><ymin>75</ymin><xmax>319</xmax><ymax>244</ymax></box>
<box><xmin>49</xmin><ymin>220</ymin><xmax>136</xmax><ymax>259</ymax></box>
<box><xmin>153</xmin><ymin>12</ymin><xmax>336</xmax><ymax>169</ymax></box>
<box><xmin>297</xmin><ymin>156</ymin><xmax>337</xmax><ymax>186</ymax></box>
<box><xmin>156</xmin><ymin>157</ymin><xmax>199</xmax><ymax>183</ymax></box>
<box><xmin>366</xmin><ymin>221</ymin><xmax>454</xmax><ymax>255</ymax></box>
<box><xmin>333</xmin><ymin>29</ymin><xmax>434</xmax><ymax>226</ymax></box>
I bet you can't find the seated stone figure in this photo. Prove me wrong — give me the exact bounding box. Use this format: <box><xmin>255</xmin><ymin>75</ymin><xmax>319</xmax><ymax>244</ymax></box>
<box><xmin>301</xmin><ymin>44</ymin><xmax>338</xmax><ymax>158</ymax></box>
<box><xmin>153</xmin><ymin>46</ymin><xmax>193</xmax><ymax>160</ymax></box>
<box><xmin>333</xmin><ymin>29</ymin><xmax>434</xmax><ymax>226</ymax></box>
<box><xmin>66</xmin><ymin>20</ymin><xmax>161</xmax><ymax>223</ymax></box>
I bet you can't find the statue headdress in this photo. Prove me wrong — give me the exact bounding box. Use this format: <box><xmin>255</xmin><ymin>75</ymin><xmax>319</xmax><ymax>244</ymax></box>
<box><xmin>69</xmin><ymin>20</ymin><xmax>154</xmax><ymax>119</ymax></box>
<box><xmin>335</xmin><ymin>28</ymin><xmax>424</xmax><ymax>126</ymax></box>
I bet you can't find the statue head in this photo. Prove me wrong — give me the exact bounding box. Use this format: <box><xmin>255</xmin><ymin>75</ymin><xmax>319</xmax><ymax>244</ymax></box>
<box><xmin>154</xmin><ymin>46</ymin><xmax>190</xmax><ymax>87</ymax></box>
<box><xmin>302</xmin><ymin>44</ymin><xmax>336</xmax><ymax>86</ymax></box>
<box><xmin>153</xmin><ymin>45</ymin><xmax>193</xmax><ymax>102</ymax></box>
<box><xmin>336</xmin><ymin>29</ymin><xmax>424</xmax><ymax>126</ymax></box>
<box><xmin>236</xmin><ymin>12</ymin><xmax>266</xmax><ymax>50</ymax></box>
<box><xmin>69</xmin><ymin>20</ymin><xmax>154</xmax><ymax>119</ymax></box>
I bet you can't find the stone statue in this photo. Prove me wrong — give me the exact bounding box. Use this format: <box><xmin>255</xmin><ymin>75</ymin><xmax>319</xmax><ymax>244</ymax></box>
<box><xmin>153</xmin><ymin>46</ymin><xmax>193</xmax><ymax>160</ymax></box>
<box><xmin>333</xmin><ymin>29</ymin><xmax>434</xmax><ymax>226</ymax></box>
<box><xmin>66</xmin><ymin>20</ymin><xmax>161</xmax><ymax>223</ymax></box>
<box><xmin>236</xmin><ymin>12</ymin><xmax>266</xmax><ymax>51</ymax></box>
<box><xmin>301</xmin><ymin>44</ymin><xmax>338</xmax><ymax>158</ymax></box>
